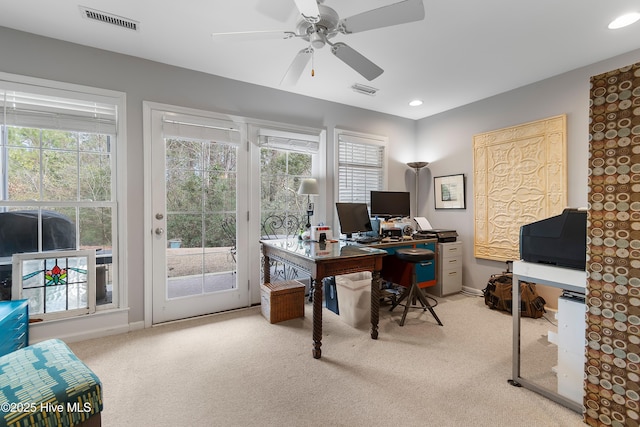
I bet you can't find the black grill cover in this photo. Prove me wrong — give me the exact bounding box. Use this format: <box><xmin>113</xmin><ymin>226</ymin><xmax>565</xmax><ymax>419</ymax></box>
<box><xmin>0</xmin><ymin>210</ymin><xmax>76</xmax><ymax>257</ymax></box>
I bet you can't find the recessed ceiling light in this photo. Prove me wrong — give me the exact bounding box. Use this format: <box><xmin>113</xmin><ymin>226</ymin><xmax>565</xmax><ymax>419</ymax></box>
<box><xmin>608</xmin><ymin>12</ymin><xmax>640</xmax><ymax>29</ymax></box>
<box><xmin>409</xmin><ymin>99</ymin><xmax>423</xmax><ymax>107</ymax></box>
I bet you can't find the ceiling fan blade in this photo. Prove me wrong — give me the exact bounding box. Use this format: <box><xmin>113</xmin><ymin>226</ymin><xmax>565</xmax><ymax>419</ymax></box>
<box><xmin>340</xmin><ymin>0</ymin><xmax>425</xmax><ymax>34</ymax></box>
<box><xmin>331</xmin><ymin>42</ymin><xmax>383</xmax><ymax>81</ymax></box>
<box><xmin>293</xmin><ymin>0</ymin><xmax>321</xmax><ymax>23</ymax></box>
<box><xmin>280</xmin><ymin>47</ymin><xmax>314</xmax><ymax>86</ymax></box>
<box><xmin>211</xmin><ymin>30</ymin><xmax>295</xmax><ymax>42</ymax></box>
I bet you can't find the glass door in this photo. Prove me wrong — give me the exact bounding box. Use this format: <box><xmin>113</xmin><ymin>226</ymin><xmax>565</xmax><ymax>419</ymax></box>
<box><xmin>258</xmin><ymin>129</ymin><xmax>317</xmax><ymax>286</ymax></box>
<box><xmin>150</xmin><ymin>109</ymin><xmax>248</xmax><ymax>324</ymax></box>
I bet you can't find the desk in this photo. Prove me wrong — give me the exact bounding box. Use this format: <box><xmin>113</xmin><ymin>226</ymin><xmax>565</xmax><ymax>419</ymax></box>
<box><xmin>511</xmin><ymin>260</ymin><xmax>587</xmax><ymax>413</ymax></box>
<box><xmin>371</xmin><ymin>238</ymin><xmax>437</xmax><ymax>288</ymax></box>
<box><xmin>261</xmin><ymin>238</ymin><xmax>387</xmax><ymax>359</ymax></box>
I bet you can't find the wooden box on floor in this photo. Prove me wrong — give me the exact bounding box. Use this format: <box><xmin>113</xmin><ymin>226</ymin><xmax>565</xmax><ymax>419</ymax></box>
<box><xmin>260</xmin><ymin>280</ymin><xmax>305</xmax><ymax>323</ymax></box>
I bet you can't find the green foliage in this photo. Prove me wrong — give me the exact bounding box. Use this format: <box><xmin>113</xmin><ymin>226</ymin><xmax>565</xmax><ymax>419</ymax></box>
<box><xmin>3</xmin><ymin>126</ymin><xmax>113</xmax><ymax>249</ymax></box>
<box><xmin>164</xmin><ymin>138</ymin><xmax>237</xmax><ymax>247</ymax></box>
<box><xmin>260</xmin><ymin>148</ymin><xmax>311</xmax><ymax>225</ymax></box>
<box><xmin>4</xmin><ymin>127</ymin><xmax>314</xmax><ymax>252</ymax></box>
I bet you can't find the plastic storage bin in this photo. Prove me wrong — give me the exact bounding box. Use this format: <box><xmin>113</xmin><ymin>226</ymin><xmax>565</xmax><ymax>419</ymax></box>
<box><xmin>335</xmin><ymin>272</ymin><xmax>371</xmax><ymax>328</ymax></box>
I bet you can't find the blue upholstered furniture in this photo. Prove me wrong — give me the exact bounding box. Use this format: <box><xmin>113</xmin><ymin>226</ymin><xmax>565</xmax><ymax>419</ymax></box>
<box><xmin>0</xmin><ymin>300</ymin><xmax>28</xmax><ymax>357</ymax></box>
<box><xmin>0</xmin><ymin>339</ymin><xmax>102</xmax><ymax>427</ymax></box>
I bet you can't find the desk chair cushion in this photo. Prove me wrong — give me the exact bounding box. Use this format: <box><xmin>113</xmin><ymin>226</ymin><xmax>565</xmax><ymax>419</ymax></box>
<box><xmin>394</xmin><ymin>248</ymin><xmax>434</xmax><ymax>263</ymax></box>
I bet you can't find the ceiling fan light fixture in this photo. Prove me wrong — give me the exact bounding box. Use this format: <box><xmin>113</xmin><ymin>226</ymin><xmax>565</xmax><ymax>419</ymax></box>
<box><xmin>409</xmin><ymin>99</ymin><xmax>423</xmax><ymax>107</ymax></box>
<box><xmin>608</xmin><ymin>12</ymin><xmax>640</xmax><ymax>29</ymax></box>
<box><xmin>310</xmin><ymin>31</ymin><xmax>326</xmax><ymax>48</ymax></box>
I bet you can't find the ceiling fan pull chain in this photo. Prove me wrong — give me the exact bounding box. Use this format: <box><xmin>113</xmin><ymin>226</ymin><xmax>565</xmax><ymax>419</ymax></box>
<box><xmin>311</xmin><ymin>48</ymin><xmax>315</xmax><ymax>77</ymax></box>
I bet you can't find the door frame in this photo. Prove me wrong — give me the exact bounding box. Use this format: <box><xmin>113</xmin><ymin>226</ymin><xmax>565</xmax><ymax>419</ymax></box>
<box><xmin>246</xmin><ymin>123</ymin><xmax>327</xmax><ymax>304</ymax></box>
<box><xmin>142</xmin><ymin>101</ymin><xmax>250</xmax><ymax>327</ymax></box>
<box><xmin>143</xmin><ymin>102</ymin><xmax>326</xmax><ymax>327</ymax></box>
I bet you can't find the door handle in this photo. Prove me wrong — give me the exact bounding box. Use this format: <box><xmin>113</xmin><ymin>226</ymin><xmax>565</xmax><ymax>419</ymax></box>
<box><xmin>155</xmin><ymin>228</ymin><xmax>164</xmax><ymax>235</ymax></box>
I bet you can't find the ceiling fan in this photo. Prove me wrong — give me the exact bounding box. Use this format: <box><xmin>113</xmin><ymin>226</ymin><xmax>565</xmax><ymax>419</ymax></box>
<box><xmin>211</xmin><ymin>0</ymin><xmax>426</xmax><ymax>85</ymax></box>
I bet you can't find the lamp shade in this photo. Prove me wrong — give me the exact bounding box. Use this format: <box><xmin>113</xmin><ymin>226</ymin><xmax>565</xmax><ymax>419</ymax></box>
<box><xmin>407</xmin><ymin>161</ymin><xmax>429</xmax><ymax>170</ymax></box>
<box><xmin>298</xmin><ymin>178</ymin><xmax>319</xmax><ymax>195</ymax></box>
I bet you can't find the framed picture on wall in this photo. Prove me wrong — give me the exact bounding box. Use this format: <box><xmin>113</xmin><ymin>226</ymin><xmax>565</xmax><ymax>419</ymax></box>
<box><xmin>434</xmin><ymin>174</ymin><xmax>466</xmax><ymax>209</ymax></box>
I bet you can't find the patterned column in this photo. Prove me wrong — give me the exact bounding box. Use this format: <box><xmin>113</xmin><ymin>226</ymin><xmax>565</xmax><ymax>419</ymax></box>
<box><xmin>586</xmin><ymin>61</ymin><xmax>640</xmax><ymax>426</ymax></box>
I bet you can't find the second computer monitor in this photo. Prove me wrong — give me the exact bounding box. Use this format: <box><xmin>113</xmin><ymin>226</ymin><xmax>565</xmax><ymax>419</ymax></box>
<box><xmin>370</xmin><ymin>191</ymin><xmax>410</xmax><ymax>218</ymax></box>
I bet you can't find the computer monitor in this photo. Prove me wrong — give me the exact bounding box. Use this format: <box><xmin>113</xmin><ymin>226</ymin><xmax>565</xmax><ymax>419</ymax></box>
<box><xmin>370</xmin><ymin>191</ymin><xmax>410</xmax><ymax>218</ymax></box>
<box><xmin>335</xmin><ymin>203</ymin><xmax>373</xmax><ymax>239</ymax></box>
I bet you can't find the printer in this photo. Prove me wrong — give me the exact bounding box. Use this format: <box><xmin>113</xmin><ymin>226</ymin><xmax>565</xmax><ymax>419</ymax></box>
<box><xmin>414</xmin><ymin>229</ymin><xmax>458</xmax><ymax>242</ymax></box>
<box><xmin>412</xmin><ymin>217</ymin><xmax>457</xmax><ymax>242</ymax></box>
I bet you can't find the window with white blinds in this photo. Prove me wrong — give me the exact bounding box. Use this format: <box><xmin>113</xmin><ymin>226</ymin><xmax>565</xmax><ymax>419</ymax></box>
<box><xmin>0</xmin><ymin>75</ymin><xmax>124</xmax><ymax>316</ymax></box>
<box><xmin>337</xmin><ymin>131</ymin><xmax>386</xmax><ymax>205</ymax></box>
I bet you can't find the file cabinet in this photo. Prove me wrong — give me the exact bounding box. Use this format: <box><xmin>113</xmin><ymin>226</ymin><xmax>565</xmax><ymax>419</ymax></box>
<box><xmin>427</xmin><ymin>241</ymin><xmax>462</xmax><ymax>297</ymax></box>
<box><xmin>0</xmin><ymin>299</ymin><xmax>29</xmax><ymax>357</ymax></box>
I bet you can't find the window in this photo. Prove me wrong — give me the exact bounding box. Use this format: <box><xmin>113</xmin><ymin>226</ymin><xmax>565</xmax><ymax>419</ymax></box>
<box><xmin>259</xmin><ymin>128</ymin><xmax>320</xmax><ymax>236</ymax></box>
<box><xmin>336</xmin><ymin>130</ymin><xmax>387</xmax><ymax>205</ymax></box>
<box><xmin>161</xmin><ymin>113</ymin><xmax>240</xmax><ymax>293</ymax></box>
<box><xmin>0</xmin><ymin>74</ymin><xmax>124</xmax><ymax>319</ymax></box>
<box><xmin>12</xmin><ymin>250</ymin><xmax>96</xmax><ymax>321</ymax></box>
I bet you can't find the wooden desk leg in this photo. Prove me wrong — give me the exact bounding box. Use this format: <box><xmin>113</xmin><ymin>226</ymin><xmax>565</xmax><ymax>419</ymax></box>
<box><xmin>312</xmin><ymin>275</ymin><xmax>324</xmax><ymax>359</ymax></box>
<box><xmin>370</xmin><ymin>270</ymin><xmax>381</xmax><ymax>340</ymax></box>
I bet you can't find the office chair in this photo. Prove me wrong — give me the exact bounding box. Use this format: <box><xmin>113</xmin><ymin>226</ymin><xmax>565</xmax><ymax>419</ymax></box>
<box><xmin>389</xmin><ymin>247</ymin><xmax>443</xmax><ymax>326</ymax></box>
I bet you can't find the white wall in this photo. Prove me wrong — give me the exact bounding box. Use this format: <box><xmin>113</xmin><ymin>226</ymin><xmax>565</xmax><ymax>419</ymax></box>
<box><xmin>416</xmin><ymin>48</ymin><xmax>640</xmax><ymax>291</ymax></box>
<box><xmin>0</xmin><ymin>26</ymin><xmax>415</xmax><ymax>324</ymax></box>
<box><xmin>2</xmin><ymin>25</ymin><xmax>640</xmax><ymax>325</ymax></box>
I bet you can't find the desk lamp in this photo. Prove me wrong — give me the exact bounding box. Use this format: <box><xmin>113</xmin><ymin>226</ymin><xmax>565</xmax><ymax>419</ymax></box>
<box><xmin>407</xmin><ymin>162</ymin><xmax>429</xmax><ymax>216</ymax></box>
<box><xmin>298</xmin><ymin>178</ymin><xmax>319</xmax><ymax>229</ymax></box>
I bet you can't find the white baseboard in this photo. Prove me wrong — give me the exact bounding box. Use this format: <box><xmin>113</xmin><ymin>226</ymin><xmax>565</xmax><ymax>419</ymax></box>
<box><xmin>129</xmin><ymin>320</ymin><xmax>145</xmax><ymax>332</ymax></box>
<box><xmin>29</xmin><ymin>308</ymin><xmax>131</xmax><ymax>344</ymax></box>
<box><xmin>462</xmin><ymin>286</ymin><xmax>484</xmax><ymax>297</ymax></box>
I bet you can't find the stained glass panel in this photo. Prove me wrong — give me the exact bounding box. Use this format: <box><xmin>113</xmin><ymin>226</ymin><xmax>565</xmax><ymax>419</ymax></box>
<box><xmin>12</xmin><ymin>250</ymin><xmax>96</xmax><ymax>320</ymax></box>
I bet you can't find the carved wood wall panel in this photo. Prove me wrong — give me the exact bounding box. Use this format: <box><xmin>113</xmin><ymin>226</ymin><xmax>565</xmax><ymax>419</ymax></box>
<box><xmin>473</xmin><ymin>115</ymin><xmax>567</xmax><ymax>262</ymax></box>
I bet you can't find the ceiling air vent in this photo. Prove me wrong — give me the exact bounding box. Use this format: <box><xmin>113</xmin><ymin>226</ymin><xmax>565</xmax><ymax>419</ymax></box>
<box><xmin>351</xmin><ymin>83</ymin><xmax>378</xmax><ymax>96</ymax></box>
<box><xmin>79</xmin><ymin>6</ymin><xmax>140</xmax><ymax>31</ymax></box>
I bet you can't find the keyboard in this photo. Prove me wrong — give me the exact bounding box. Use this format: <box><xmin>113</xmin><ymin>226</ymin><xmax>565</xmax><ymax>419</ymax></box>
<box><xmin>355</xmin><ymin>236</ymin><xmax>382</xmax><ymax>244</ymax></box>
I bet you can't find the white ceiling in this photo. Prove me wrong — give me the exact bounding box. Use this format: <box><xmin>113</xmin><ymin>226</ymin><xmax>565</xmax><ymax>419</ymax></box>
<box><xmin>1</xmin><ymin>0</ymin><xmax>640</xmax><ymax>120</ymax></box>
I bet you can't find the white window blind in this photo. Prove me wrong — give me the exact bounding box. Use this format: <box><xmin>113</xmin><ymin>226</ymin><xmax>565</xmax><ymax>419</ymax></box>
<box><xmin>258</xmin><ymin>128</ymin><xmax>319</xmax><ymax>153</ymax></box>
<box><xmin>338</xmin><ymin>133</ymin><xmax>385</xmax><ymax>204</ymax></box>
<box><xmin>1</xmin><ymin>90</ymin><xmax>117</xmax><ymax>134</ymax></box>
<box><xmin>162</xmin><ymin>113</ymin><xmax>241</xmax><ymax>144</ymax></box>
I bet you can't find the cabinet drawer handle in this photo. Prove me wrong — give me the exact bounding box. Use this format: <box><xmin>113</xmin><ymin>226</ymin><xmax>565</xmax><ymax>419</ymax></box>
<box><xmin>13</xmin><ymin>332</ymin><xmax>26</xmax><ymax>343</ymax></box>
<box><xmin>15</xmin><ymin>312</ymin><xmax>26</xmax><ymax>321</ymax></box>
<box><xmin>447</xmin><ymin>271</ymin><xmax>458</xmax><ymax>276</ymax></box>
<box><xmin>419</xmin><ymin>261</ymin><xmax>433</xmax><ymax>267</ymax></box>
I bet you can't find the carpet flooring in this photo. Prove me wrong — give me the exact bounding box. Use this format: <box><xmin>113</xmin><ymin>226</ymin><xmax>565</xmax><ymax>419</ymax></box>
<box><xmin>69</xmin><ymin>293</ymin><xmax>586</xmax><ymax>426</ymax></box>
